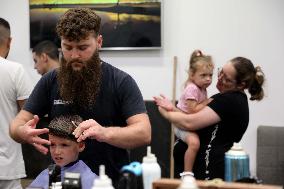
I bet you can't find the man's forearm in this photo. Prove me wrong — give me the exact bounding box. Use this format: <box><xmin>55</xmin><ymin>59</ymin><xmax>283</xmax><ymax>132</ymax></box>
<box><xmin>10</xmin><ymin>110</ymin><xmax>36</xmax><ymax>143</ymax></box>
<box><xmin>103</xmin><ymin>123</ymin><xmax>151</xmax><ymax>149</ymax></box>
<box><xmin>10</xmin><ymin>119</ymin><xmax>26</xmax><ymax>143</ymax></box>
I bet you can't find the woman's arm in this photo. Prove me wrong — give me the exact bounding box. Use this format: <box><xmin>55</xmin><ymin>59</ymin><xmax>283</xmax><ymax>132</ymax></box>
<box><xmin>158</xmin><ymin>105</ymin><xmax>220</xmax><ymax>131</ymax></box>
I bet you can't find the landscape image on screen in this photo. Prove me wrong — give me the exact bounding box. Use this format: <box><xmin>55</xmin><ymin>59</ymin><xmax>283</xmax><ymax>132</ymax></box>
<box><xmin>30</xmin><ymin>0</ymin><xmax>161</xmax><ymax>50</ymax></box>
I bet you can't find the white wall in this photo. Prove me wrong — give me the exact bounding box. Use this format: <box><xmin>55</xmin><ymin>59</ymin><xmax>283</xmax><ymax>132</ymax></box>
<box><xmin>1</xmin><ymin>0</ymin><xmax>284</xmax><ymax>177</ymax></box>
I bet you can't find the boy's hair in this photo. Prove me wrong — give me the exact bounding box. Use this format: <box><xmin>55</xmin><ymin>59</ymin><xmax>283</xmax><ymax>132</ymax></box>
<box><xmin>56</xmin><ymin>8</ymin><xmax>101</xmax><ymax>41</ymax></box>
<box><xmin>32</xmin><ymin>40</ymin><xmax>59</xmax><ymax>61</ymax></box>
<box><xmin>48</xmin><ymin>115</ymin><xmax>82</xmax><ymax>141</ymax></box>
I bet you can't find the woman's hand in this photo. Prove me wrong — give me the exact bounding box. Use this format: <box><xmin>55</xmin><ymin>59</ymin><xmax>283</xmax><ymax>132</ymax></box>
<box><xmin>158</xmin><ymin>106</ymin><xmax>170</xmax><ymax>119</ymax></box>
<box><xmin>153</xmin><ymin>94</ymin><xmax>174</xmax><ymax>111</ymax></box>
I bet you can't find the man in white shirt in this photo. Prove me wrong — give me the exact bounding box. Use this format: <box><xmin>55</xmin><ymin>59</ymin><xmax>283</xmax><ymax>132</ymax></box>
<box><xmin>0</xmin><ymin>17</ymin><xmax>32</xmax><ymax>189</ymax></box>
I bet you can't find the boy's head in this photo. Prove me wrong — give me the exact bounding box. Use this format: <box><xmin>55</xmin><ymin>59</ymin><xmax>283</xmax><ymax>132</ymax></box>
<box><xmin>48</xmin><ymin>115</ymin><xmax>85</xmax><ymax>167</ymax></box>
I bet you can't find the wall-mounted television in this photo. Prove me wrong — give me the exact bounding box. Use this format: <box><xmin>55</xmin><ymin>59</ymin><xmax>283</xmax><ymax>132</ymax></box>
<box><xmin>29</xmin><ymin>0</ymin><xmax>162</xmax><ymax>50</ymax></box>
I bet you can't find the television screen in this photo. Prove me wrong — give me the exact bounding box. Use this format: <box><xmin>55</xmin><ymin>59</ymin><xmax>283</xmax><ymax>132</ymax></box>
<box><xmin>29</xmin><ymin>0</ymin><xmax>162</xmax><ymax>50</ymax></box>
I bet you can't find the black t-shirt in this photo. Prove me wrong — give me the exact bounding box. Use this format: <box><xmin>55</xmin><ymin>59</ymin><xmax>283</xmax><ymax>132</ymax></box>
<box><xmin>24</xmin><ymin>61</ymin><xmax>147</xmax><ymax>184</ymax></box>
<box><xmin>174</xmin><ymin>91</ymin><xmax>249</xmax><ymax>180</ymax></box>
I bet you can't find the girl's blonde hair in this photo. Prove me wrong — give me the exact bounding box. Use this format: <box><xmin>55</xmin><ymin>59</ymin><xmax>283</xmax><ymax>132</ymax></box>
<box><xmin>185</xmin><ymin>50</ymin><xmax>214</xmax><ymax>86</ymax></box>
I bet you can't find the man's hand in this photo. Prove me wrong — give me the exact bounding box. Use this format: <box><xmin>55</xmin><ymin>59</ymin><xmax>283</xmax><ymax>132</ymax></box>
<box><xmin>21</xmin><ymin>115</ymin><xmax>50</xmax><ymax>154</ymax></box>
<box><xmin>73</xmin><ymin>119</ymin><xmax>106</xmax><ymax>143</ymax></box>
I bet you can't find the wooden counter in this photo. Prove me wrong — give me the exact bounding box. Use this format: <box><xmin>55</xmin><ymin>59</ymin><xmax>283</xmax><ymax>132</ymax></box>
<box><xmin>153</xmin><ymin>178</ymin><xmax>283</xmax><ymax>189</ymax></box>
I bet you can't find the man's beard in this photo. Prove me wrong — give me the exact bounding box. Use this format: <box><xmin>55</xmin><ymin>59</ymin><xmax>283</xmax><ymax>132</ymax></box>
<box><xmin>57</xmin><ymin>50</ymin><xmax>102</xmax><ymax>108</ymax></box>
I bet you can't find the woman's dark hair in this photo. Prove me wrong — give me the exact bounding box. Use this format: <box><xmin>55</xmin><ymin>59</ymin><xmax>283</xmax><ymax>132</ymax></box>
<box><xmin>231</xmin><ymin>57</ymin><xmax>265</xmax><ymax>101</ymax></box>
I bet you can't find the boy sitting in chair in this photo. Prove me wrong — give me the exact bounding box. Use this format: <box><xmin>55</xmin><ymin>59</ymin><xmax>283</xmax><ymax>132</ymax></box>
<box><xmin>29</xmin><ymin>115</ymin><xmax>97</xmax><ymax>189</ymax></box>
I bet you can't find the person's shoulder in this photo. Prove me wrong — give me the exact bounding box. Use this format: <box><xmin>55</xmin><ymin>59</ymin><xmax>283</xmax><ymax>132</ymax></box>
<box><xmin>78</xmin><ymin>160</ymin><xmax>92</xmax><ymax>170</ymax></box>
<box><xmin>0</xmin><ymin>58</ymin><xmax>27</xmax><ymax>77</ymax></box>
<box><xmin>212</xmin><ymin>91</ymin><xmax>247</xmax><ymax>104</ymax></box>
<box><xmin>185</xmin><ymin>83</ymin><xmax>200</xmax><ymax>90</ymax></box>
<box><xmin>41</xmin><ymin>68</ymin><xmax>58</xmax><ymax>80</ymax></box>
<box><xmin>28</xmin><ymin>168</ymin><xmax>49</xmax><ymax>188</ymax></box>
<box><xmin>0</xmin><ymin>57</ymin><xmax>23</xmax><ymax>68</ymax></box>
<box><xmin>184</xmin><ymin>83</ymin><xmax>202</xmax><ymax>95</ymax></box>
<box><xmin>36</xmin><ymin>69</ymin><xmax>58</xmax><ymax>89</ymax></box>
<box><xmin>222</xmin><ymin>91</ymin><xmax>247</xmax><ymax>98</ymax></box>
<box><xmin>102</xmin><ymin>61</ymin><xmax>129</xmax><ymax>77</ymax></box>
<box><xmin>101</xmin><ymin>61</ymin><xmax>133</xmax><ymax>87</ymax></box>
<box><xmin>77</xmin><ymin>160</ymin><xmax>97</xmax><ymax>175</ymax></box>
<box><xmin>78</xmin><ymin>160</ymin><xmax>88</xmax><ymax>166</ymax></box>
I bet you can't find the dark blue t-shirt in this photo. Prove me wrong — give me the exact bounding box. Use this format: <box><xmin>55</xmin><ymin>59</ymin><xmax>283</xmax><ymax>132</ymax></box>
<box><xmin>24</xmin><ymin>61</ymin><xmax>147</xmax><ymax>184</ymax></box>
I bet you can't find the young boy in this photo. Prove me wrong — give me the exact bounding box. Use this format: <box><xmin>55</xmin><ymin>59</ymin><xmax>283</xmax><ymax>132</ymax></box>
<box><xmin>28</xmin><ymin>115</ymin><xmax>97</xmax><ymax>189</ymax></box>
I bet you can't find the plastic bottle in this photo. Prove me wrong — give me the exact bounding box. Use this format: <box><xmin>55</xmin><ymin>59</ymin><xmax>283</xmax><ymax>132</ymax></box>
<box><xmin>177</xmin><ymin>175</ymin><xmax>199</xmax><ymax>189</ymax></box>
<box><xmin>92</xmin><ymin>165</ymin><xmax>114</xmax><ymax>189</ymax></box>
<box><xmin>141</xmin><ymin>146</ymin><xmax>161</xmax><ymax>189</ymax></box>
<box><xmin>224</xmin><ymin>143</ymin><xmax>250</xmax><ymax>181</ymax></box>
<box><xmin>118</xmin><ymin>162</ymin><xmax>143</xmax><ymax>189</ymax></box>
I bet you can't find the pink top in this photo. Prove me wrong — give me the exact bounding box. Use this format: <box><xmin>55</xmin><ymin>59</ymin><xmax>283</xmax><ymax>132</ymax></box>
<box><xmin>177</xmin><ymin>83</ymin><xmax>207</xmax><ymax>113</ymax></box>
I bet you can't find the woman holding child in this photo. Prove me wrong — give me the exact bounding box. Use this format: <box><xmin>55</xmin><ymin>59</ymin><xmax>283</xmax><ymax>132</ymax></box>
<box><xmin>154</xmin><ymin>56</ymin><xmax>265</xmax><ymax>179</ymax></box>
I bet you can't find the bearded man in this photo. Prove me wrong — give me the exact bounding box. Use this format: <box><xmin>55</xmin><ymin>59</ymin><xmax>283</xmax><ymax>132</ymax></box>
<box><xmin>10</xmin><ymin>8</ymin><xmax>151</xmax><ymax>187</ymax></box>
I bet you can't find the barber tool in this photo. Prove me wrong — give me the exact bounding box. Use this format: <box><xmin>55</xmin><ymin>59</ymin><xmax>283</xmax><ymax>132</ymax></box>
<box><xmin>62</xmin><ymin>172</ymin><xmax>82</xmax><ymax>189</ymax></box>
<box><xmin>72</xmin><ymin>121</ymin><xmax>84</xmax><ymax>137</ymax></box>
<box><xmin>48</xmin><ymin>164</ymin><xmax>61</xmax><ymax>188</ymax></box>
<box><xmin>225</xmin><ymin>143</ymin><xmax>250</xmax><ymax>182</ymax></box>
<box><xmin>71</xmin><ymin>121</ymin><xmax>78</xmax><ymax>128</ymax></box>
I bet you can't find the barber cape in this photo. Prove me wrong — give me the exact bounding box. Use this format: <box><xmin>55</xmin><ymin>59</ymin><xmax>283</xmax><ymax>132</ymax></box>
<box><xmin>29</xmin><ymin>160</ymin><xmax>97</xmax><ymax>189</ymax></box>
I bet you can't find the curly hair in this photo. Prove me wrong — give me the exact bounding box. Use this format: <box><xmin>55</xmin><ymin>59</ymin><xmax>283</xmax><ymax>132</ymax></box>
<box><xmin>48</xmin><ymin>115</ymin><xmax>83</xmax><ymax>141</ymax></box>
<box><xmin>56</xmin><ymin>8</ymin><xmax>101</xmax><ymax>41</ymax></box>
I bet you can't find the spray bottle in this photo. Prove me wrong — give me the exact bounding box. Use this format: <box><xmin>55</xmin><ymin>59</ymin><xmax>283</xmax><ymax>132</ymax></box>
<box><xmin>141</xmin><ymin>146</ymin><xmax>161</xmax><ymax>189</ymax></box>
<box><xmin>92</xmin><ymin>165</ymin><xmax>114</xmax><ymax>189</ymax></box>
<box><xmin>225</xmin><ymin>142</ymin><xmax>250</xmax><ymax>181</ymax></box>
